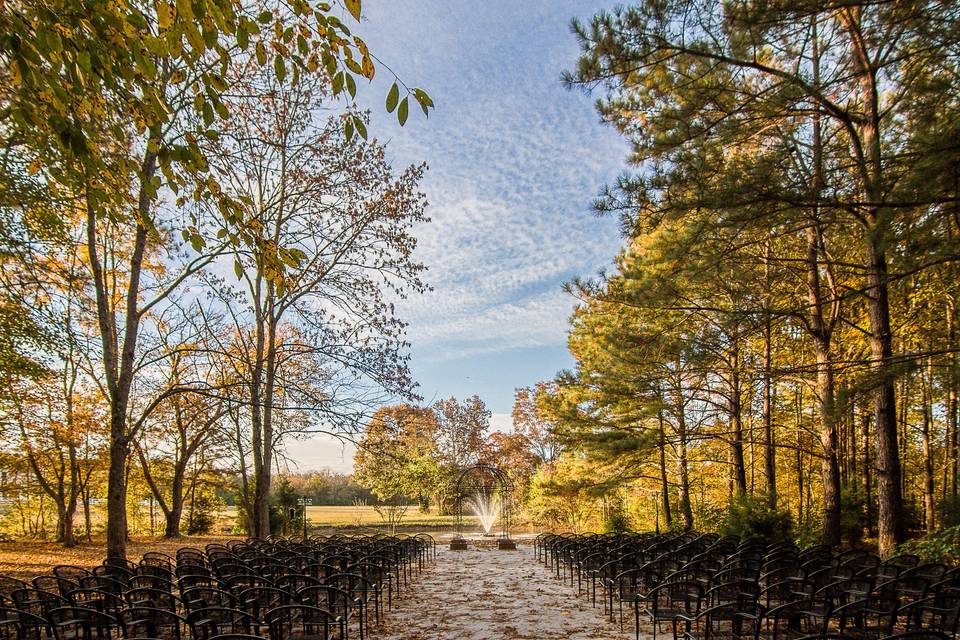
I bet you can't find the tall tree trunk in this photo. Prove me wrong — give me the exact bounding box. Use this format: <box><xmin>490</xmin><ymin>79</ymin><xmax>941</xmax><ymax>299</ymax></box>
<box><xmin>922</xmin><ymin>359</ymin><xmax>935</xmax><ymax>532</ymax></box>
<box><xmin>862</xmin><ymin>407</ymin><xmax>874</xmax><ymax>536</ymax></box>
<box><xmin>729</xmin><ymin>332</ymin><xmax>747</xmax><ymax>496</ymax></box>
<box><xmin>948</xmin><ymin>299</ymin><xmax>958</xmax><ymax>497</ymax></box>
<box><xmin>843</xmin><ymin>6</ymin><xmax>903</xmax><ymax>558</ymax></box>
<box><xmin>796</xmin><ymin>386</ymin><xmax>804</xmax><ymax>525</ymax></box>
<box><xmin>762</xmin><ymin>236</ymin><xmax>776</xmax><ymax>506</ymax></box>
<box><xmin>657</xmin><ymin>411</ymin><xmax>673</xmax><ymax>528</ymax></box>
<box><xmin>816</xmin><ymin>334</ymin><xmax>841</xmax><ymax>546</ymax></box>
<box><xmin>676</xmin><ymin>415</ymin><xmax>693</xmax><ymax>530</ymax></box>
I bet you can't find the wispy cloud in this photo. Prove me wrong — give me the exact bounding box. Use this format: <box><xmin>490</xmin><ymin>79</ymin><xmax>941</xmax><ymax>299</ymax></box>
<box><xmin>358</xmin><ymin>1</ymin><xmax>625</xmax><ymax>412</ymax></box>
<box><xmin>359</xmin><ymin>1</ymin><xmax>628</xmax><ymax>365</ymax></box>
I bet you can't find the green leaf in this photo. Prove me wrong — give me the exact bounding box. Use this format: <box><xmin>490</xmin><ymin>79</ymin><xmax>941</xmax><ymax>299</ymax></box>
<box><xmin>257</xmin><ymin>10</ymin><xmax>273</xmax><ymax>24</ymax></box>
<box><xmin>345</xmin><ymin>0</ymin><xmax>362</xmax><ymax>21</ymax></box>
<box><xmin>397</xmin><ymin>96</ymin><xmax>408</xmax><ymax>126</ymax></box>
<box><xmin>353</xmin><ymin>114</ymin><xmax>367</xmax><ymax>140</ymax></box>
<box><xmin>255</xmin><ymin>42</ymin><xmax>267</xmax><ymax>65</ymax></box>
<box><xmin>414</xmin><ymin>88</ymin><xmax>433</xmax><ymax>116</ymax></box>
<box><xmin>344</xmin><ymin>117</ymin><xmax>354</xmax><ymax>141</ymax></box>
<box><xmin>234</xmin><ymin>259</ymin><xmax>244</xmax><ymax>279</ymax></box>
<box><xmin>202</xmin><ymin>101</ymin><xmax>214</xmax><ymax>126</ymax></box>
<box><xmin>386</xmin><ymin>82</ymin><xmax>399</xmax><ymax>113</ymax></box>
<box><xmin>274</xmin><ymin>56</ymin><xmax>286</xmax><ymax>82</ymax></box>
<box><xmin>346</xmin><ymin>73</ymin><xmax>356</xmax><ymax>98</ymax></box>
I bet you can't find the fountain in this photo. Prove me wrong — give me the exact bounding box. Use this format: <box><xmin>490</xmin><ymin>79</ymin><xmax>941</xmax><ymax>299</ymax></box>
<box><xmin>449</xmin><ymin>463</ymin><xmax>516</xmax><ymax>550</ymax></box>
<box><xmin>466</xmin><ymin>491</ymin><xmax>500</xmax><ymax>536</ymax></box>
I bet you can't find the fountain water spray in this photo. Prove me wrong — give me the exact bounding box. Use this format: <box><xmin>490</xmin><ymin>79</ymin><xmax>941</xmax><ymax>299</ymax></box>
<box><xmin>466</xmin><ymin>491</ymin><xmax>500</xmax><ymax>535</ymax></box>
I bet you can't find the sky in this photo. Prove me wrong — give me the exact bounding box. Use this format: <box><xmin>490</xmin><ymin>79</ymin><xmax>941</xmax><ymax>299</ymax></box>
<box><xmin>283</xmin><ymin>0</ymin><xmax>629</xmax><ymax>473</ymax></box>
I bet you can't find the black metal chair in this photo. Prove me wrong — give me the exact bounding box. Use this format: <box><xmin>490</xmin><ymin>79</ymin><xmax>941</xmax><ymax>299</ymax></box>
<box><xmin>186</xmin><ymin>607</ymin><xmax>263</xmax><ymax>640</ymax></box>
<box><xmin>119</xmin><ymin>606</ymin><xmax>188</xmax><ymax>640</ymax></box>
<box><xmin>263</xmin><ymin>605</ymin><xmax>338</xmax><ymax>640</ymax></box>
<box><xmin>46</xmin><ymin>606</ymin><xmax>116</xmax><ymax>640</ymax></box>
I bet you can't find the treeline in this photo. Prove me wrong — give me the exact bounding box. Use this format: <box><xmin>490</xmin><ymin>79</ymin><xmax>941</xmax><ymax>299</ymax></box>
<box><xmin>353</xmin><ymin>392</ymin><xmax>561</xmax><ymax>514</ymax></box>
<box><xmin>280</xmin><ymin>471</ymin><xmax>373</xmax><ymax>507</ymax></box>
<box><xmin>530</xmin><ymin>1</ymin><xmax>960</xmax><ymax>557</ymax></box>
<box><xmin>0</xmin><ymin>1</ymin><xmax>432</xmax><ymax>555</ymax></box>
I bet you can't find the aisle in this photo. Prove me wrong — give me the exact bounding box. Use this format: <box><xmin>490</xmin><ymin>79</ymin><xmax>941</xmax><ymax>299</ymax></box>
<box><xmin>374</xmin><ymin>544</ymin><xmax>635</xmax><ymax>640</ymax></box>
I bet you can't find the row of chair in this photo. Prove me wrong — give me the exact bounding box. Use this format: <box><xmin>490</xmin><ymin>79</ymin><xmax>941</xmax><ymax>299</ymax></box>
<box><xmin>537</xmin><ymin>531</ymin><xmax>959</xmax><ymax>640</ymax></box>
<box><xmin>0</xmin><ymin>533</ymin><xmax>435</xmax><ymax>640</ymax></box>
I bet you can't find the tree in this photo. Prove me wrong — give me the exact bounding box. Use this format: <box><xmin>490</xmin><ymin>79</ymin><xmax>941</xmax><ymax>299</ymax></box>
<box><xmin>568</xmin><ymin>0</ymin><xmax>960</xmax><ymax>556</ymax></box>
<box><xmin>353</xmin><ymin>405</ymin><xmax>441</xmax><ymax>509</ymax></box>
<box><xmin>2</xmin><ymin>0</ymin><xmax>433</xmax><ymax>558</ymax></box>
<box><xmin>432</xmin><ymin>395</ymin><xmax>490</xmax><ymax>469</ymax></box>
<box><xmin>205</xmin><ymin>58</ymin><xmax>427</xmax><ymax>537</ymax></box>
<box><xmin>135</xmin><ymin>318</ymin><xmax>231</xmax><ymax>538</ymax></box>
<box><xmin>512</xmin><ymin>384</ymin><xmax>561</xmax><ymax>464</ymax></box>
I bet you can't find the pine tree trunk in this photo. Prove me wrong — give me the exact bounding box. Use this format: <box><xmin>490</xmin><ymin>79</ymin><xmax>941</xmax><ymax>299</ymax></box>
<box><xmin>657</xmin><ymin>412</ymin><xmax>673</xmax><ymax>528</ymax></box>
<box><xmin>862</xmin><ymin>408</ymin><xmax>875</xmax><ymax>536</ymax></box>
<box><xmin>922</xmin><ymin>360</ymin><xmax>935</xmax><ymax>532</ymax></box>
<box><xmin>842</xmin><ymin>6</ymin><xmax>903</xmax><ymax>558</ymax></box>
<box><xmin>729</xmin><ymin>335</ymin><xmax>747</xmax><ymax>496</ymax></box>
<box><xmin>948</xmin><ymin>299</ymin><xmax>958</xmax><ymax>497</ymax></box>
<box><xmin>817</xmin><ymin>341</ymin><xmax>841</xmax><ymax>546</ymax></box>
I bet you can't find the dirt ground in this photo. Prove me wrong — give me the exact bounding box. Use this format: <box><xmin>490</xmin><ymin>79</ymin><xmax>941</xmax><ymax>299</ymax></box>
<box><xmin>1</xmin><ymin>535</ymin><xmax>643</xmax><ymax>639</ymax></box>
<box><xmin>0</xmin><ymin>535</ymin><xmax>235</xmax><ymax>580</ymax></box>
<box><xmin>374</xmin><ymin>542</ymin><xmax>637</xmax><ymax>640</ymax></box>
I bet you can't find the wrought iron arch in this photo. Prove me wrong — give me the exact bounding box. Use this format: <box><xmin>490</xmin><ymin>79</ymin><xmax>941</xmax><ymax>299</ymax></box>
<box><xmin>453</xmin><ymin>463</ymin><xmax>512</xmax><ymax>541</ymax></box>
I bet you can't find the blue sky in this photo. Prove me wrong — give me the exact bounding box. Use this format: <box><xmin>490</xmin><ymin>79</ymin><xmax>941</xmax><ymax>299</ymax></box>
<box><xmin>284</xmin><ymin>0</ymin><xmax>628</xmax><ymax>472</ymax></box>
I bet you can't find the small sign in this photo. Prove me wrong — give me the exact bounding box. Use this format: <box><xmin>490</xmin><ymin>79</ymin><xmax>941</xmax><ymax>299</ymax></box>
<box><xmin>297</xmin><ymin>498</ymin><xmax>313</xmax><ymax>506</ymax></box>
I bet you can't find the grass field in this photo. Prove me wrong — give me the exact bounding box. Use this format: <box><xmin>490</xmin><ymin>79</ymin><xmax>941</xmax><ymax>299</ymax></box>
<box><xmin>219</xmin><ymin>504</ymin><xmax>467</xmax><ymax>529</ymax></box>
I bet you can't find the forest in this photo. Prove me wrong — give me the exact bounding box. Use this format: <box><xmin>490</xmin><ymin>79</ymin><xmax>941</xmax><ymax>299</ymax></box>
<box><xmin>1</xmin><ymin>0</ymin><xmax>959</xmax><ymax>567</ymax></box>
<box><xmin>357</xmin><ymin>1</ymin><xmax>960</xmax><ymax>562</ymax></box>
<box><xmin>0</xmin><ymin>0</ymin><xmax>433</xmax><ymax>556</ymax></box>
<box><xmin>532</xmin><ymin>0</ymin><xmax>960</xmax><ymax>561</ymax></box>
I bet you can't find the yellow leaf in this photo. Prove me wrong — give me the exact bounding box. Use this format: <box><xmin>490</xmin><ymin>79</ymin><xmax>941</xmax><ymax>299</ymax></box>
<box><xmin>345</xmin><ymin>0</ymin><xmax>361</xmax><ymax>21</ymax></box>
<box><xmin>8</xmin><ymin>61</ymin><xmax>22</xmax><ymax>86</ymax></box>
<box><xmin>156</xmin><ymin>2</ymin><xmax>174</xmax><ymax>29</ymax></box>
<box><xmin>361</xmin><ymin>54</ymin><xmax>374</xmax><ymax>80</ymax></box>
<box><xmin>28</xmin><ymin>159</ymin><xmax>42</xmax><ymax>175</ymax></box>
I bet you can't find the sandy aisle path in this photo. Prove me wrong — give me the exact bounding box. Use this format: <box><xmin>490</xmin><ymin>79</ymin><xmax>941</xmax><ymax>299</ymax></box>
<box><xmin>373</xmin><ymin>544</ymin><xmax>634</xmax><ymax>640</ymax></box>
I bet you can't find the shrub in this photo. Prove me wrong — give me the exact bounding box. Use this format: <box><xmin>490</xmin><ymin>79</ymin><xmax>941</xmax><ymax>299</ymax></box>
<box><xmin>793</xmin><ymin>520</ymin><xmax>822</xmax><ymax>550</ymax></box>
<box><xmin>270</xmin><ymin>479</ymin><xmax>305</xmax><ymax>536</ymax></box>
<box><xmin>840</xmin><ymin>484</ymin><xmax>867</xmax><ymax>546</ymax></box>
<box><xmin>603</xmin><ymin>511</ymin><xmax>632</xmax><ymax>534</ymax></box>
<box><xmin>939</xmin><ymin>495</ymin><xmax>960</xmax><ymax>528</ymax></box>
<box><xmin>900</xmin><ymin>525</ymin><xmax>960</xmax><ymax>564</ymax></box>
<box><xmin>722</xmin><ymin>493</ymin><xmax>793</xmax><ymax>544</ymax></box>
<box><xmin>186</xmin><ymin>493</ymin><xmax>221</xmax><ymax>535</ymax></box>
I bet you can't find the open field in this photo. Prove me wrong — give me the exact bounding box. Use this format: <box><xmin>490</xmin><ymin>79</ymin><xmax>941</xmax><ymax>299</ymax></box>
<box><xmin>219</xmin><ymin>504</ymin><xmax>467</xmax><ymax>530</ymax></box>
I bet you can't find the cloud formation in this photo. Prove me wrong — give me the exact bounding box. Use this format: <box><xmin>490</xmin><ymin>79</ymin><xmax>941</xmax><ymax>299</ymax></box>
<box><xmin>359</xmin><ymin>0</ymin><xmax>627</xmax><ymax>368</ymax></box>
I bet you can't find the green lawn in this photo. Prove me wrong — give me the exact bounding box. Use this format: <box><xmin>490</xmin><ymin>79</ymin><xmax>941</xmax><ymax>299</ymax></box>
<box><xmin>220</xmin><ymin>505</ymin><xmax>470</xmax><ymax>530</ymax></box>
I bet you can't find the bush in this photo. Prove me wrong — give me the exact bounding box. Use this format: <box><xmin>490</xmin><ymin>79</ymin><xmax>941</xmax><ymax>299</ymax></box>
<box><xmin>938</xmin><ymin>495</ymin><xmax>960</xmax><ymax>528</ymax></box>
<box><xmin>186</xmin><ymin>493</ymin><xmax>221</xmax><ymax>535</ymax></box>
<box><xmin>722</xmin><ymin>493</ymin><xmax>793</xmax><ymax>544</ymax></box>
<box><xmin>900</xmin><ymin>525</ymin><xmax>960</xmax><ymax>564</ymax></box>
<box><xmin>270</xmin><ymin>478</ymin><xmax>305</xmax><ymax>536</ymax></box>
<box><xmin>840</xmin><ymin>484</ymin><xmax>867</xmax><ymax>546</ymax></box>
<box><xmin>603</xmin><ymin>511</ymin><xmax>632</xmax><ymax>534</ymax></box>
